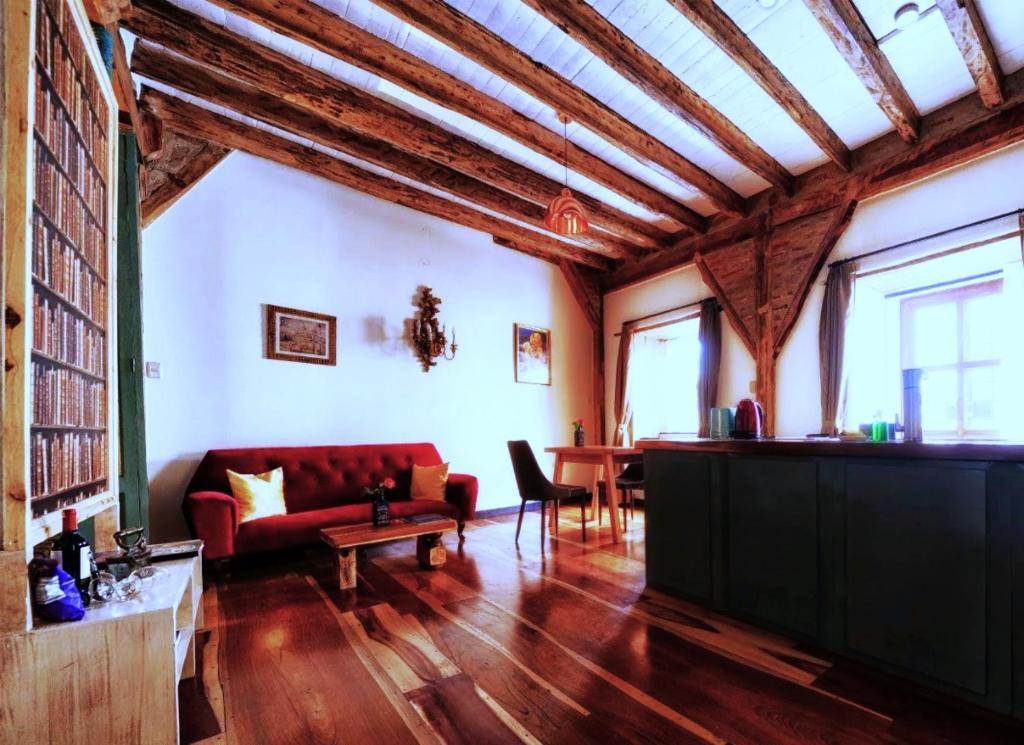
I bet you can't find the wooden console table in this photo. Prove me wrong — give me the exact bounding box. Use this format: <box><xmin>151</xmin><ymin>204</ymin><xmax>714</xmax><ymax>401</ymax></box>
<box><xmin>0</xmin><ymin>554</ymin><xmax>204</xmax><ymax>744</ymax></box>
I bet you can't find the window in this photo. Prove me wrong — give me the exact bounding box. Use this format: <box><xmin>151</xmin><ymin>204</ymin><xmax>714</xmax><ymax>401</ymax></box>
<box><xmin>628</xmin><ymin>316</ymin><xmax>700</xmax><ymax>439</ymax></box>
<box><xmin>844</xmin><ymin>231</ymin><xmax>1024</xmax><ymax>442</ymax></box>
<box><xmin>900</xmin><ymin>280</ymin><xmax>1003</xmax><ymax>438</ymax></box>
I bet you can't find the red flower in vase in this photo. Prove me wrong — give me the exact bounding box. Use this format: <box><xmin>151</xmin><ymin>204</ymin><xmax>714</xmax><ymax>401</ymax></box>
<box><xmin>382</xmin><ymin>477</ymin><xmax>396</xmax><ymax>490</ymax></box>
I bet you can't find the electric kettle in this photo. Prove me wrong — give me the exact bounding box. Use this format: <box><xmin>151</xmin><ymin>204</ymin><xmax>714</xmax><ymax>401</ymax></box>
<box><xmin>732</xmin><ymin>399</ymin><xmax>765</xmax><ymax>439</ymax></box>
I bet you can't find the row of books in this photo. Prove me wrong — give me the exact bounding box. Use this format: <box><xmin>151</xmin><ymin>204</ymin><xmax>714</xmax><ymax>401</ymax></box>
<box><xmin>30</xmin><ymin>430</ymin><xmax>107</xmax><ymax>501</ymax></box>
<box><xmin>31</xmin><ymin>481</ymin><xmax>106</xmax><ymax>517</ymax></box>
<box><xmin>31</xmin><ymin>362</ymin><xmax>106</xmax><ymax>428</ymax></box>
<box><xmin>35</xmin><ymin>0</ymin><xmax>108</xmax><ymax>173</ymax></box>
<box><xmin>35</xmin><ymin>76</ymin><xmax>106</xmax><ymax>220</ymax></box>
<box><xmin>34</xmin><ymin>134</ymin><xmax>103</xmax><ymax>233</ymax></box>
<box><xmin>32</xmin><ymin>294</ymin><xmax>106</xmax><ymax>376</ymax></box>
<box><xmin>35</xmin><ymin>149</ymin><xmax>106</xmax><ymax>260</ymax></box>
<box><xmin>33</xmin><ymin>213</ymin><xmax>107</xmax><ymax>323</ymax></box>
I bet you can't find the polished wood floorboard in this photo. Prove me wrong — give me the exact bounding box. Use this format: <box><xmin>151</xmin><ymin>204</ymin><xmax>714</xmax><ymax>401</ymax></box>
<box><xmin>180</xmin><ymin>507</ymin><xmax>1024</xmax><ymax>745</ymax></box>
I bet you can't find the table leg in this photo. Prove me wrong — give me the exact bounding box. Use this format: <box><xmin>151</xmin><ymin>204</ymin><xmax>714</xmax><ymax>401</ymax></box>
<box><xmin>551</xmin><ymin>454</ymin><xmax>565</xmax><ymax>531</ymax></box>
<box><xmin>416</xmin><ymin>533</ymin><xmax>447</xmax><ymax>570</ymax></box>
<box><xmin>337</xmin><ymin>547</ymin><xmax>357</xmax><ymax>590</ymax></box>
<box><xmin>603</xmin><ymin>455</ymin><xmax>622</xmax><ymax>544</ymax></box>
<box><xmin>590</xmin><ymin>464</ymin><xmax>603</xmax><ymax>524</ymax></box>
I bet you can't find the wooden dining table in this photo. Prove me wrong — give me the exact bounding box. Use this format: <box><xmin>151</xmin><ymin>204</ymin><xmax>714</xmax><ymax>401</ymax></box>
<box><xmin>544</xmin><ymin>445</ymin><xmax>644</xmax><ymax>544</ymax></box>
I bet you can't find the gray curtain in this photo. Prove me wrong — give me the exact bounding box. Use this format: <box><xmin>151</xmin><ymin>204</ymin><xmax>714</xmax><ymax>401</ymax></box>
<box><xmin>819</xmin><ymin>262</ymin><xmax>856</xmax><ymax>436</ymax></box>
<box><xmin>613</xmin><ymin>323</ymin><xmax>634</xmax><ymax>446</ymax></box>
<box><xmin>697</xmin><ymin>299</ymin><xmax>721</xmax><ymax>438</ymax></box>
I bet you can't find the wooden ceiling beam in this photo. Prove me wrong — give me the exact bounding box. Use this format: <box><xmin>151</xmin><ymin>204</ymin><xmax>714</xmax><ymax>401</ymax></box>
<box><xmin>139</xmin><ymin>89</ymin><xmax>614</xmax><ymax>272</ymax></box>
<box><xmin>123</xmin><ymin>0</ymin><xmax>663</xmax><ymax>251</ymax></box>
<box><xmin>198</xmin><ymin>0</ymin><xmax>704</xmax><ymax>234</ymax></box>
<box><xmin>664</xmin><ymin>0</ymin><xmax>851</xmax><ymax>172</ymax></box>
<box><xmin>607</xmin><ymin>65</ymin><xmax>1024</xmax><ymax>290</ymax></box>
<box><xmin>140</xmin><ymin>132</ymin><xmax>230</xmax><ymax>226</ymax></box>
<box><xmin>371</xmin><ymin>0</ymin><xmax>747</xmax><ymax>216</ymax></box>
<box><xmin>935</xmin><ymin>0</ymin><xmax>1004</xmax><ymax>109</ymax></box>
<box><xmin>802</xmin><ymin>0</ymin><xmax>920</xmax><ymax>143</ymax></box>
<box><xmin>109</xmin><ymin>31</ymin><xmax>152</xmax><ymax>152</ymax></box>
<box><xmin>130</xmin><ymin>42</ymin><xmax>641</xmax><ymax>261</ymax></box>
<box><xmin>521</xmin><ymin>0</ymin><xmax>793</xmax><ymax>194</ymax></box>
<box><xmin>81</xmin><ymin>0</ymin><xmax>131</xmax><ymax>24</ymax></box>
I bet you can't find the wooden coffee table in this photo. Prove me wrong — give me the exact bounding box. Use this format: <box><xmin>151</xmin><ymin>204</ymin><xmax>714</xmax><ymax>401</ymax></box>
<box><xmin>320</xmin><ymin>516</ymin><xmax>458</xmax><ymax>590</ymax></box>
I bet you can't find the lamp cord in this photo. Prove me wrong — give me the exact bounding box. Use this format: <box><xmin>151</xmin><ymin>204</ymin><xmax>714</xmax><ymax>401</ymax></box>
<box><xmin>563</xmin><ymin>117</ymin><xmax>568</xmax><ymax>188</ymax></box>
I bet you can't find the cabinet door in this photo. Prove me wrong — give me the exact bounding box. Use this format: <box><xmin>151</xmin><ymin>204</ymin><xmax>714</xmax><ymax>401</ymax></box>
<box><xmin>845</xmin><ymin>463</ymin><xmax>991</xmax><ymax>695</ymax></box>
<box><xmin>644</xmin><ymin>451</ymin><xmax>713</xmax><ymax>600</ymax></box>
<box><xmin>727</xmin><ymin>458</ymin><xmax>819</xmax><ymax>637</ymax></box>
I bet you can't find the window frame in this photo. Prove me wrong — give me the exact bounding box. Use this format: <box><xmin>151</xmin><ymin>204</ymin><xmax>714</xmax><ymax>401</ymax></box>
<box><xmin>627</xmin><ymin>311</ymin><xmax>701</xmax><ymax>439</ymax></box>
<box><xmin>899</xmin><ymin>278</ymin><xmax>1003</xmax><ymax>439</ymax></box>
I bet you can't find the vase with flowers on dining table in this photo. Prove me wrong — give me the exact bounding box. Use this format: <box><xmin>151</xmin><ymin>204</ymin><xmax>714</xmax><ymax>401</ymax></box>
<box><xmin>572</xmin><ymin>418</ymin><xmax>585</xmax><ymax>447</ymax></box>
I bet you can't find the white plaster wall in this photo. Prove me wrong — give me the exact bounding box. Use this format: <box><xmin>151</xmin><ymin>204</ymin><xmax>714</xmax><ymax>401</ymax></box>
<box><xmin>141</xmin><ymin>153</ymin><xmax>594</xmax><ymax>541</ymax></box>
<box><xmin>606</xmin><ymin>143</ymin><xmax>1024</xmax><ymax>439</ymax></box>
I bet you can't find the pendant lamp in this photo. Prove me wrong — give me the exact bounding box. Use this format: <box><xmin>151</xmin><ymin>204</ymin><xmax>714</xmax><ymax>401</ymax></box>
<box><xmin>544</xmin><ymin>114</ymin><xmax>589</xmax><ymax>236</ymax></box>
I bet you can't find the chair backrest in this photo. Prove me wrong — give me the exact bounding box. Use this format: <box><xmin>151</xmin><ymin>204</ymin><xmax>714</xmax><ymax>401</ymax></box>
<box><xmin>507</xmin><ymin>440</ymin><xmax>553</xmax><ymax>502</ymax></box>
<box><xmin>617</xmin><ymin>462</ymin><xmax>644</xmax><ymax>484</ymax></box>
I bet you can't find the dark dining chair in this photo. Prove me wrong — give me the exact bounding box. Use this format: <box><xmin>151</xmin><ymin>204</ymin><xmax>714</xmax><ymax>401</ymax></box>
<box><xmin>507</xmin><ymin>440</ymin><xmax>588</xmax><ymax>545</ymax></box>
<box><xmin>598</xmin><ymin>462</ymin><xmax>644</xmax><ymax>531</ymax></box>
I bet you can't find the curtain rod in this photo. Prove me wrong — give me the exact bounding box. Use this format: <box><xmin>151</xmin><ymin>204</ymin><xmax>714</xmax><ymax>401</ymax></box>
<box><xmin>828</xmin><ymin>207</ymin><xmax>1023</xmax><ymax>269</ymax></box>
<box><xmin>613</xmin><ymin>297</ymin><xmax>716</xmax><ymax>337</ymax></box>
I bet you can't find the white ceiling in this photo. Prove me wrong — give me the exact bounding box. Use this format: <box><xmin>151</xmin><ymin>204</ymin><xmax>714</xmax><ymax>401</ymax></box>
<box><xmin>128</xmin><ymin>0</ymin><xmax>1024</xmax><ymax>231</ymax></box>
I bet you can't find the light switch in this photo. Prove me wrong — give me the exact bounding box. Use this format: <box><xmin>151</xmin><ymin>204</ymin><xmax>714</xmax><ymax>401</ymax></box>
<box><xmin>145</xmin><ymin>362</ymin><xmax>161</xmax><ymax>379</ymax></box>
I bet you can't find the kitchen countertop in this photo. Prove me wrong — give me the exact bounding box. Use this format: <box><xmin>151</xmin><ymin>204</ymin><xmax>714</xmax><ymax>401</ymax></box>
<box><xmin>637</xmin><ymin>436</ymin><xmax>1024</xmax><ymax>463</ymax></box>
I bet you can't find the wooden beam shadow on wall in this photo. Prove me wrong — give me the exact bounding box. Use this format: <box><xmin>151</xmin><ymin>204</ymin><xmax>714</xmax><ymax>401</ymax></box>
<box><xmin>694</xmin><ymin>200</ymin><xmax>858</xmax><ymax>435</ymax></box>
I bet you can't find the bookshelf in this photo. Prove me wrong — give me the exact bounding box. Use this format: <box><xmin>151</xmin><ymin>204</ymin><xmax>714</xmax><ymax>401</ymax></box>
<box><xmin>29</xmin><ymin>0</ymin><xmax>112</xmax><ymax>519</ymax></box>
<box><xmin>2</xmin><ymin>0</ymin><xmax>118</xmax><ymax>631</ymax></box>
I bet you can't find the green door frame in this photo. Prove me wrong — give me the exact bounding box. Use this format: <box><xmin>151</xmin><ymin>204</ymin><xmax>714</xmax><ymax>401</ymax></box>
<box><xmin>116</xmin><ymin>132</ymin><xmax>149</xmax><ymax>534</ymax></box>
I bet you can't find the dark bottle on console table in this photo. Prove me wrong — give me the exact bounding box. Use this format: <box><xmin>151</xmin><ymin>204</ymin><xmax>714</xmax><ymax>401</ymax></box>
<box><xmin>54</xmin><ymin>508</ymin><xmax>92</xmax><ymax>606</ymax></box>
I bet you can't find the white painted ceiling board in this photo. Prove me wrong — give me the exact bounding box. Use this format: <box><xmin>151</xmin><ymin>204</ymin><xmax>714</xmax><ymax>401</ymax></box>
<box><xmin>140</xmin><ymin>0</ymin><xmax>690</xmax><ymax>225</ymax></box>
<box><xmin>730</xmin><ymin>0</ymin><xmax>895</xmax><ymax>149</ymax></box>
<box><xmin>879</xmin><ymin>9</ymin><xmax>975</xmax><ymax>115</ymax></box>
<box><xmin>130</xmin><ymin>0</ymin><xmax>1022</xmax><ymax>240</ymax></box>
<box><xmin>443</xmin><ymin>0</ymin><xmax>769</xmax><ymax>193</ymax></box>
<box><xmin>976</xmin><ymin>0</ymin><xmax>1024</xmax><ymax>74</ymax></box>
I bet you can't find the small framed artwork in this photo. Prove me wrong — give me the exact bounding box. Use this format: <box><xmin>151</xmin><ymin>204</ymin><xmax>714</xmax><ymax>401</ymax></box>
<box><xmin>265</xmin><ymin>304</ymin><xmax>337</xmax><ymax>366</ymax></box>
<box><xmin>514</xmin><ymin>323</ymin><xmax>551</xmax><ymax>385</ymax></box>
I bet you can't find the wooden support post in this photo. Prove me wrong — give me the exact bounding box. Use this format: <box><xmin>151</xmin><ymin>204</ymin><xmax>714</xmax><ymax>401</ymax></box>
<box><xmin>337</xmin><ymin>548</ymin><xmax>357</xmax><ymax>590</ymax></box>
<box><xmin>754</xmin><ymin>227</ymin><xmax>777</xmax><ymax>437</ymax></box>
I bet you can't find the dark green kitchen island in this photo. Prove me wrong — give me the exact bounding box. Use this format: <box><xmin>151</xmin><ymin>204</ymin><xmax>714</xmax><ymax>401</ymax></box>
<box><xmin>640</xmin><ymin>438</ymin><xmax>1024</xmax><ymax>718</ymax></box>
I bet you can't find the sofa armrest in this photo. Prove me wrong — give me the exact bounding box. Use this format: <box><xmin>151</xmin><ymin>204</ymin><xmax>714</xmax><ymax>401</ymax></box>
<box><xmin>445</xmin><ymin>473</ymin><xmax>478</xmax><ymax>522</ymax></box>
<box><xmin>184</xmin><ymin>490</ymin><xmax>239</xmax><ymax>561</ymax></box>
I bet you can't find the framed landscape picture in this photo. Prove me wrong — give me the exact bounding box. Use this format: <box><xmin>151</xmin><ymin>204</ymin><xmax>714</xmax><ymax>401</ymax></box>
<box><xmin>265</xmin><ymin>304</ymin><xmax>337</xmax><ymax>365</ymax></box>
<box><xmin>514</xmin><ymin>323</ymin><xmax>551</xmax><ymax>385</ymax></box>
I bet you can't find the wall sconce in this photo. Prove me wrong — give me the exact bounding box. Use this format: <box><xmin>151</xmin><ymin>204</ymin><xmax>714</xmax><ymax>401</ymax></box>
<box><xmin>412</xmin><ymin>287</ymin><xmax>456</xmax><ymax>371</ymax></box>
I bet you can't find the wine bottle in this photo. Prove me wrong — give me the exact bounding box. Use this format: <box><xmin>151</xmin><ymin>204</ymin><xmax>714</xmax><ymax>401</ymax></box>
<box><xmin>54</xmin><ymin>508</ymin><xmax>92</xmax><ymax>606</ymax></box>
<box><xmin>373</xmin><ymin>492</ymin><xmax>390</xmax><ymax>527</ymax></box>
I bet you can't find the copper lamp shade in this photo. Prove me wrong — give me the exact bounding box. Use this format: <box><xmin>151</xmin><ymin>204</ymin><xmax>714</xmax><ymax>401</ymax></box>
<box><xmin>544</xmin><ymin>187</ymin><xmax>589</xmax><ymax>236</ymax></box>
<box><xmin>546</xmin><ymin>113</ymin><xmax>590</xmax><ymax>236</ymax></box>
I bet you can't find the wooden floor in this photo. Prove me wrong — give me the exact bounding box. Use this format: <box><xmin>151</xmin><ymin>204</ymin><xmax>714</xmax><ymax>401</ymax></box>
<box><xmin>180</xmin><ymin>507</ymin><xmax>1024</xmax><ymax>745</ymax></box>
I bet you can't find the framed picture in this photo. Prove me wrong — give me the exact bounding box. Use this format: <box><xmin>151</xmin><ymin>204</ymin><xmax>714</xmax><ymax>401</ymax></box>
<box><xmin>514</xmin><ymin>323</ymin><xmax>551</xmax><ymax>385</ymax></box>
<box><xmin>265</xmin><ymin>304</ymin><xmax>337</xmax><ymax>365</ymax></box>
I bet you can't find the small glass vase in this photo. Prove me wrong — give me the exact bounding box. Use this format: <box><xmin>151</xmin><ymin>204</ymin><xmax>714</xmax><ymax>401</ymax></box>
<box><xmin>573</xmin><ymin>428</ymin><xmax>585</xmax><ymax>447</ymax></box>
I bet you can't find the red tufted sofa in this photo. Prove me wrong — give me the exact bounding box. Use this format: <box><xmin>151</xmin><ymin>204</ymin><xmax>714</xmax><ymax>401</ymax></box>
<box><xmin>183</xmin><ymin>443</ymin><xmax>478</xmax><ymax>560</ymax></box>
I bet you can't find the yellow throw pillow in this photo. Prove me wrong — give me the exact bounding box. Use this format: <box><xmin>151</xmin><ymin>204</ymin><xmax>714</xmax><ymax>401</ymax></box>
<box><xmin>226</xmin><ymin>467</ymin><xmax>287</xmax><ymax>523</ymax></box>
<box><xmin>410</xmin><ymin>463</ymin><xmax>449</xmax><ymax>502</ymax></box>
